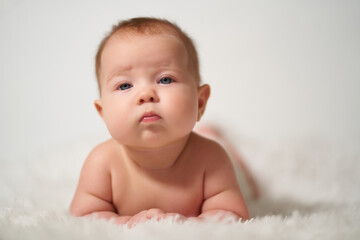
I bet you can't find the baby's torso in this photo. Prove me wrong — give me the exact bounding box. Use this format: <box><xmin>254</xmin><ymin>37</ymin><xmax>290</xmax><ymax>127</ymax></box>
<box><xmin>108</xmin><ymin>138</ymin><xmax>206</xmax><ymax>217</ymax></box>
<box><xmin>111</xmin><ymin>168</ymin><xmax>204</xmax><ymax>217</ymax></box>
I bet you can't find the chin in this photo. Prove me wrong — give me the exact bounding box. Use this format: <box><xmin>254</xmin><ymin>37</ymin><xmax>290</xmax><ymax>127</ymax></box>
<box><xmin>139</xmin><ymin>134</ymin><xmax>189</xmax><ymax>150</ymax></box>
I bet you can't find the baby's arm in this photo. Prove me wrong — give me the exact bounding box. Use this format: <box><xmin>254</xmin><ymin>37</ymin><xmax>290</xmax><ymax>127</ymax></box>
<box><xmin>69</xmin><ymin>145</ymin><xmax>128</xmax><ymax>222</ymax></box>
<box><xmin>199</xmin><ymin>141</ymin><xmax>250</xmax><ymax>221</ymax></box>
<box><xmin>69</xmin><ymin>145</ymin><xmax>183</xmax><ymax>226</ymax></box>
<box><xmin>69</xmin><ymin>145</ymin><xmax>166</xmax><ymax>226</ymax></box>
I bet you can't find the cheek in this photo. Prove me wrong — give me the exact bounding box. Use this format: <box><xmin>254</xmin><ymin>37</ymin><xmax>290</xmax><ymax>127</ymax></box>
<box><xmin>162</xmin><ymin>87</ymin><xmax>199</xmax><ymax>127</ymax></box>
<box><xmin>101</xmin><ymin>98</ymin><xmax>130</xmax><ymax>139</ymax></box>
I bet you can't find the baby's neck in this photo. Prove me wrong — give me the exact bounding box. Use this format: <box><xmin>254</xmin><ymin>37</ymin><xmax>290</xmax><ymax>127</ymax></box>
<box><xmin>121</xmin><ymin>133</ymin><xmax>192</xmax><ymax>171</ymax></box>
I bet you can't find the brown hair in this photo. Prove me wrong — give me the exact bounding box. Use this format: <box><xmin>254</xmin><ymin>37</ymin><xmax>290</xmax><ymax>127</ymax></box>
<box><xmin>95</xmin><ymin>17</ymin><xmax>201</xmax><ymax>92</ymax></box>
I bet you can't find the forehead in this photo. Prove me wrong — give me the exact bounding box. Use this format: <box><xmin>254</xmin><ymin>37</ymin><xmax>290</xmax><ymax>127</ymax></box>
<box><xmin>105</xmin><ymin>31</ymin><xmax>186</xmax><ymax>57</ymax></box>
<box><xmin>107</xmin><ymin>31</ymin><xmax>185</xmax><ymax>55</ymax></box>
<box><xmin>100</xmin><ymin>33</ymin><xmax>189</xmax><ymax>80</ymax></box>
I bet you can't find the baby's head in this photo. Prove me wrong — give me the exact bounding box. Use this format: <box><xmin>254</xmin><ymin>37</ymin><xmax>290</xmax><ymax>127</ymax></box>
<box><xmin>94</xmin><ymin>17</ymin><xmax>210</xmax><ymax>149</ymax></box>
<box><xmin>95</xmin><ymin>17</ymin><xmax>201</xmax><ymax>93</ymax></box>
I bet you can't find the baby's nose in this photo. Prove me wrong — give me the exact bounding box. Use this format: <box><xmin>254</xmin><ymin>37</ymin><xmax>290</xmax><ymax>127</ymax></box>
<box><xmin>137</xmin><ymin>89</ymin><xmax>159</xmax><ymax>105</ymax></box>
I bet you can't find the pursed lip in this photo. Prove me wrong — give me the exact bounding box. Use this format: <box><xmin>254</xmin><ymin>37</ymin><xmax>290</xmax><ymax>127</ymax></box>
<box><xmin>140</xmin><ymin>111</ymin><xmax>162</xmax><ymax>123</ymax></box>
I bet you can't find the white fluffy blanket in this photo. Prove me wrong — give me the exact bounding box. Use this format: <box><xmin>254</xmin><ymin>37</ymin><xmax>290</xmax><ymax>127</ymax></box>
<box><xmin>1</xmin><ymin>136</ymin><xmax>360</xmax><ymax>239</ymax></box>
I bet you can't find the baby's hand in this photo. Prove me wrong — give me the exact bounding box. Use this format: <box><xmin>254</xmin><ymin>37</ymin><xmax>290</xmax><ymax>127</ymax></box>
<box><xmin>125</xmin><ymin>208</ymin><xmax>186</xmax><ymax>227</ymax></box>
<box><xmin>125</xmin><ymin>208</ymin><xmax>165</xmax><ymax>227</ymax></box>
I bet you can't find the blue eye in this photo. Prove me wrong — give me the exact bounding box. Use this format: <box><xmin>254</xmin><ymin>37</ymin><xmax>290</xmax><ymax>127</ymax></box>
<box><xmin>159</xmin><ymin>77</ymin><xmax>173</xmax><ymax>84</ymax></box>
<box><xmin>118</xmin><ymin>83</ymin><xmax>132</xmax><ymax>90</ymax></box>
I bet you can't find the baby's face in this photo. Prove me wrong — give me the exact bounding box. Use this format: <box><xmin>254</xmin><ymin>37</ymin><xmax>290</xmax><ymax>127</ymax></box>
<box><xmin>96</xmin><ymin>33</ymin><xmax>200</xmax><ymax>148</ymax></box>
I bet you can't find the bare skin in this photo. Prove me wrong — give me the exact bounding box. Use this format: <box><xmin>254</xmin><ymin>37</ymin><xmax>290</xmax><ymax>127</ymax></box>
<box><xmin>70</xmin><ymin>132</ymin><xmax>249</xmax><ymax>226</ymax></box>
<box><xmin>70</xmin><ymin>30</ymin><xmax>250</xmax><ymax>227</ymax></box>
<box><xmin>195</xmin><ymin>124</ymin><xmax>260</xmax><ymax>199</ymax></box>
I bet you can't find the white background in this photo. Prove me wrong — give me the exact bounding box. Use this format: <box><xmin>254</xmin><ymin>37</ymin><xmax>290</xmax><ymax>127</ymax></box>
<box><xmin>1</xmin><ymin>0</ymin><xmax>359</xmax><ymax>161</ymax></box>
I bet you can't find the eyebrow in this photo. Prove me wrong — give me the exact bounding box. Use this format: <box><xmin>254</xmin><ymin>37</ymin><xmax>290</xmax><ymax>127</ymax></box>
<box><xmin>105</xmin><ymin>61</ymin><xmax>178</xmax><ymax>82</ymax></box>
<box><xmin>106</xmin><ymin>65</ymin><xmax>133</xmax><ymax>82</ymax></box>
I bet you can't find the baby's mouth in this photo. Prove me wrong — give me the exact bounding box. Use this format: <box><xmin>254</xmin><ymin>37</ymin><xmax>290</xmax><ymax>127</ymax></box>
<box><xmin>140</xmin><ymin>112</ymin><xmax>161</xmax><ymax>123</ymax></box>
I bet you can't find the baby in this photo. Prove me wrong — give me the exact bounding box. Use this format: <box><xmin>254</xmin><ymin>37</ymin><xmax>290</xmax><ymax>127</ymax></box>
<box><xmin>70</xmin><ymin>17</ymin><xmax>250</xmax><ymax>226</ymax></box>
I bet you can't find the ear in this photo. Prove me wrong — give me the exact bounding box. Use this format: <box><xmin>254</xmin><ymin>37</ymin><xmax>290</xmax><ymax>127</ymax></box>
<box><xmin>197</xmin><ymin>84</ymin><xmax>211</xmax><ymax>121</ymax></box>
<box><xmin>94</xmin><ymin>99</ymin><xmax>103</xmax><ymax>118</ymax></box>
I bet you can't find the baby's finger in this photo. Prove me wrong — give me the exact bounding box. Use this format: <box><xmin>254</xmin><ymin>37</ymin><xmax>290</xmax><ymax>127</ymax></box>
<box><xmin>145</xmin><ymin>208</ymin><xmax>164</xmax><ymax>219</ymax></box>
<box><xmin>165</xmin><ymin>213</ymin><xmax>187</xmax><ymax>223</ymax></box>
<box><xmin>126</xmin><ymin>210</ymin><xmax>147</xmax><ymax>228</ymax></box>
<box><xmin>114</xmin><ymin>216</ymin><xmax>131</xmax><ymax>225</ymax></box>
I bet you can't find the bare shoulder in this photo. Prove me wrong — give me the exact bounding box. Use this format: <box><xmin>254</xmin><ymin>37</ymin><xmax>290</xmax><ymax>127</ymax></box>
<box><xmin>70</xmin><ymin>139</ymin><xmax>121</xmax><ymax>216</ymax></box>
<box><xmin>87</xmin><ymin>138</ymin><xmax>119</xmax><ymax>161</ymax></box>
<box><xmin>190</xmin><ymin>132</ymin><xmax>231</xmax><ymax>167</ymax></box>
<box><xmin>74</xmin><ymin>139</ymin><xmax>121</xmax><ymax>201</ymax></box>
<box><xmin>192</xmin><ymin>132</ymin><xmax>249</xmax><ymax>219</ymax></box>
<box><xmin>191</xmin><ymin>132</ymin><xmax>240</xmax><ymax>195</ymax></box>
<box><xmin>82</xmin><ymin>138</ymin><xmax>124</xmax><ymax>169</ymax></box>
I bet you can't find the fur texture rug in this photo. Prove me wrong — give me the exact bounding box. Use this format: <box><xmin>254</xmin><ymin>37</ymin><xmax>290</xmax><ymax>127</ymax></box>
<box><xmin>1</xmin><ymin>135</ymin><xmax>359</xmax><ymax>239</ymax></box>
